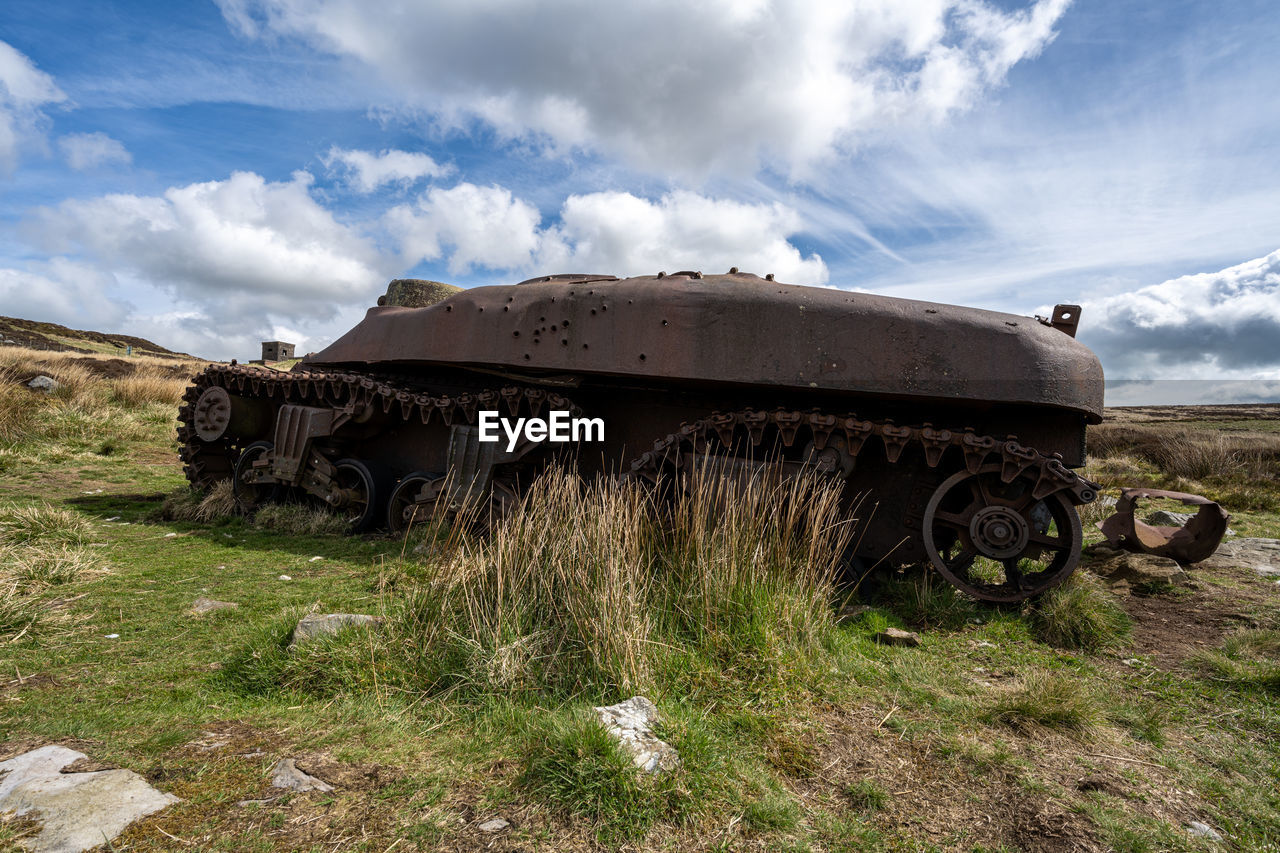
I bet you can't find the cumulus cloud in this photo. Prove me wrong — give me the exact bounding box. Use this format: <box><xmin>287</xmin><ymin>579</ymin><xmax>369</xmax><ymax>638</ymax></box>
<box><xmin>1076</xmin><ymin>248</ymin><xmax>1280</xmax><ymax>379</ymax></box>
<box><xmin>0</xmin><ymin>40</ymin><xmax>66</xmax><ymax>175</ymax></box>
<box><xmin>386</xmin><ymin>183</ymin><xmax>544</xmax><ymax>275</ymax></box>
<box><xmin>387</xmin><ymin>184</ymin><xmax>827</xmax><ymax>283</ymax></box>
<box><xmin>322</xmin><ymin>145</ymin><xmax>451</xmax><ymax>193</ymax></box>
<box><xmin>216</xmin><ymin>0</ymin><xmax>1069</xmax><ymax>175</ymax></box>
<box><xmin>0</xmin><ymin>259</ymin><xmax>129</xmax><ymax>330</ymax></box>
<box><xmin>58</xmin><ymin>131</ymin><xmax>132</xmax><ymax>170</ymax></box>
<box><xmin>29</xmin><ymin>170</ymin><xmax>390</xmax><ymax>321</ymax></box>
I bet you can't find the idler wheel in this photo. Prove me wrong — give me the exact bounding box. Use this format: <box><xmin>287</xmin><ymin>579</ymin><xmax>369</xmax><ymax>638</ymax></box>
<box><xmin>922</xmin><ymin>464</ymin><xmax>1081</xmax><ymax>603</ymax></box>
<box><xmin>193</xmin><ymin>386</ymin><xmax>233</xmax><ymax>442</ymax></box>
<box><xmin>233</xmin><ymin>441</ymin><xmax>280</xmax><ymax>511</ymax></box>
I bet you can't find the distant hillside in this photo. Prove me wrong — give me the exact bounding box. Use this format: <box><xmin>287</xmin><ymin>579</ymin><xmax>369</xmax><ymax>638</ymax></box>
<box><xmin>0</xmin><ymin>316</ymin><xmax>192</xmax><ymax>359</ymax></box>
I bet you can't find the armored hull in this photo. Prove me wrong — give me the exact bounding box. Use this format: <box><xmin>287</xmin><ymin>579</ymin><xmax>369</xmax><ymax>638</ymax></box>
<box><xmin>179</xmin><ymin>270</ymin><xmax>1104</xmax><ymax>602</ymax></box>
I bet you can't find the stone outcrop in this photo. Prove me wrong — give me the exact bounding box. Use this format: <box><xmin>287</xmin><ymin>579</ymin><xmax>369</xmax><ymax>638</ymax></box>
<box><xmin>0</xmin><ymin>745</ymin><xmax>178</xmax><ymax>853</ymax></box>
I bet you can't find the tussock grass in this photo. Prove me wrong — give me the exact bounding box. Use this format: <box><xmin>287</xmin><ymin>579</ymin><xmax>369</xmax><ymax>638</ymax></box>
<box><xmin>0</xmin><ymin>504</ymin><xmax>109</xmax><ymax>640</ymax></box>
<box><xmin>252</xmin><ymin>502</ymin><xmax>349</xmax><ymax>536</ymax></box>
<box><xmin>158</xmin><ymin>482</ymin><xmax>238</xmax><ymax>524</ymax></box>
<box><xmin>0</xmin><ymin>501</ymin><xmax>92</xmax><ymax>545</ymax></box>
<box><xmin>224</xmin><ymin>463</ymin><xmax>855</xmax><ymax>701</ymax></box>
<box><xmin>1194</xmin><ymin>629</ymin><xmax>1280</xmax><ymax>694</ymax></box>
<box><xmin>988</xmin><ymin>671</ymin><xmax>1103</xmax><ymax>737</ymax></box>
<box><xmin>1028</xmin><ymin>572</ymin><xmax>1130</xmax><ymax>651</ymax></box>
<box><xmin>109</xmin><ymin>371</ymin><xmax>188</xmax><ymax>407</ymax></box>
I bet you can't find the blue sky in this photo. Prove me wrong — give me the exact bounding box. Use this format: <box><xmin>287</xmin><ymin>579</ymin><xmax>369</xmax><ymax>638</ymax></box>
<box><xmin>1</xmin><ymin>0</ymin><xmax>1277</xmax><ymax>403</ymax></box>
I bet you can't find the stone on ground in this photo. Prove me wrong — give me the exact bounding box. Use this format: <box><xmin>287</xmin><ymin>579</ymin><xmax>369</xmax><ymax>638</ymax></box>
<box><xmin>190</xmin><ymin>596</ymin><xmax>236</xmax><ymax>614</ymax></box>
<box><xmin>26</xmin><ymin>376</ymin><xmax>58</xmax><ymax>393</ymax></box>
<box><xmin>1195</xmin><ymin>538</ymin><xmax>1280</xmax><ymax>577</ymax></box>
<box><xmin>478</xmin><ymin>817</ymin><xmax>510</xmax><ymax>832</ymax></box>
<box><xmin>1186</xmin><ymin>821</ymin><xmax>1223</xmax><ymax>841</ymax></box>
<box><xmin>270</xmin><ymin>758</ymin><xmax>334</xmax><ymax>793</ymax></box>
<box><xmin>288</xmin><ymin>613</ymin><xmax>378</xmax><ymax>648</ymax></box>
<box><xmin>1090</xmin><ymin>552</ymin><xmax>1189</xmax><ymax>586</ymax></box>
<box><xmin>594</xmin><ymin>696</ymin><xmax>680</xmax><ymax>774</ymax></box>
<box><xmin>874</xmin><ymin>627</ymin><xmax>922</xmax><ymax>647</ymax></box>
<box><xmin>0</xmin><ymin>745</ymin><xmax>178</xmax><ymax>853</ymax></box>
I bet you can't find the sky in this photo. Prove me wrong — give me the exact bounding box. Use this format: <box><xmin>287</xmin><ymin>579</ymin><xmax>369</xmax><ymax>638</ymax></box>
<box><xmin>0</xmin><ymin>0</ymin><xmax>1277</xmax><ymax>405</ymax></box>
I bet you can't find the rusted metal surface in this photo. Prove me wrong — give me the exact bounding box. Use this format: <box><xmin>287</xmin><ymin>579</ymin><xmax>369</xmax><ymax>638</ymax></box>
<box><xmin>1099</xmin><ymin>488</ymin><xmax>1230</xmax><ymax>564</ymax></box>
<box><xmin>305</xmin><ymin>271</ymin><xmax>1104</xmax><ymax>423</ymax></box>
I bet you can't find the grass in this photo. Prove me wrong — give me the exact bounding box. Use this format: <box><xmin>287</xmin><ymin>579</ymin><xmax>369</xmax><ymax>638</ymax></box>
<box><xmin>988</xmin><ymin>671</ymin><xmax>1104</xmax><ymax>738</ymax></box>
<box><xmin>1</xmin><ymin>361</ymin><xmax>1279</xmax><ymax>850</ymax></box>
<box><xmin>1027</xmin><ymin>571</ymin><xmax>1131</xmax><ymax>651</ymax></box>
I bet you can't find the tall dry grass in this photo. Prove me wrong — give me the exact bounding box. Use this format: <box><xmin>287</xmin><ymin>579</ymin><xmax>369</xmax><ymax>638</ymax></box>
<box><xmin>224</xmin><ymin>462</ymin><xmax>858</xmax><ymax>700</ymax></box>
<box><xmin>1087</xmin><ymin>422</ymin><xmax>1280</xmax><ymax>510</ymax></box>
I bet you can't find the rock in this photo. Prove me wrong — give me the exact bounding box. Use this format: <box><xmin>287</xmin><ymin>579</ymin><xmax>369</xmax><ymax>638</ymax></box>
<box><xmin>1195</xmin><ymin>538</ymin><xmax>1280</xmax><ymax>577</ymax></box>
<box><xmin>874</xmin><ymin>627</ymin><xmax>922</xmax><ymax>647</ymax></box>
<box><xmin>190</xmin><ymin>596</ymin><xmax>236</xmax><ymax>614</ymax></box>
<box><xmin>289</xmin><ymin>613</ymin><xmax>379</xmax><ymax>648</ymax></box>
<box><xmin>1091</xmin><ymin>552</ymin><xmax>1189</xmax><ymax>585</ymax></box>
<box><xmin>1145</xmin><ymin>510</ymin><xmax>1235</xmax><ymax>537</ymax></box>
<box><xmin>278</xmin><ymin>574</ymin><xmax>291</xmax><ymax>581</ymax></box>
<box><xmin>1146</xmin><ymin>509</ymin><xmax>1195</xmax><ymax>527</ymax></box>
<box><xmin>270</xmin><ymin>758</ymin><xmax>333</xmax><ymax>793</ymax></box>
<box><xmin>1186</xmin><ymin>821</ymin><xmax>1223</xmax><ymax>841</ymax></box>
<box><xmin>836</xmin><ymin>604</ymin><xmax>871</xmax><ymax>624</ymax></box>
<box><xmin>478</xmin><ymin>818</ymin><xmax>510</xmax><ymax>832</ymax></box>
<box><xmin>594</xmin><ymin>696</ymin><xmax>680</xmax><ymax>774</ymax></box>
<box><xmin>0</xmin><ymin>745</ymin><xmax>178</xmax><ymax>853</ymax></box>
<box><xmin>26</xmin><ymin>375</ymin><xmax>59</xmax><ymax>393</ymax></box>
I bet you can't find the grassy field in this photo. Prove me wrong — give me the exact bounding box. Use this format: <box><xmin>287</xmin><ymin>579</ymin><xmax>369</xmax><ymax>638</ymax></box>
<box><xmin>1</xmin><ymin>357</ymin><xmax>1278</xmax><ymax>852</ymax></box>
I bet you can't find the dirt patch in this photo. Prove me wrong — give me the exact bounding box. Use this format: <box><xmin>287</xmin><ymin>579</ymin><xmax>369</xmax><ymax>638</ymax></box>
<box><xmin>1114</xmin><ymin>563</ymin><xmax>1276</xmax><ymax>667</ymax></box>
<box><xmin>800</xmin><ymin>704</ymin><xmax>1110</xmax><ymax>851</ymax></box>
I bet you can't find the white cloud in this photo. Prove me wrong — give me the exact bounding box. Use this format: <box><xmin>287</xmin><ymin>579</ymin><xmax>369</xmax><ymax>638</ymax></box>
<box><xmin>322</xmin><ymin>145</ymin><xmax>450</xmax><ymax>193</ymax></box>
<box><xmin>0</xmin><ymin>40</ymin><xmax>67</xmax><ymax>176</ymax></box>
<box><xmin>216</xmin><ymin>0</ymin><xmax>1069</xmax><ymax>175</ymax></box>
<box><xmin>387</xmin><ymin>184</ymin><xmax>827</xmax><ymax>283</ymax></box>
<box><xmin>29</xmin><ymin>170</ymin><xmax>390</xmax><ymax>321</ymax></box>
<box><xmin>386</xmin><ymin>182</ymin><xmax>544</xmax><ymax>275</ymax></box>
<box><xmin>1076</xmin><ymin>249</ymin><xmax>1280</xmax><ymax>380</ymax></box>
<box><xmin>545</xmin><ymin>191</ymin><xmax>828</xmax><ymax>284</ymax></box>
<box><xmin>0</xmin><ymin>259</ymin><xmax>130</xmax><ymax>330</ymax></box>
<box><xmin>58</xmin><ymin>131</ymin><xmax>132</xmax><ymax>170</ymax></box>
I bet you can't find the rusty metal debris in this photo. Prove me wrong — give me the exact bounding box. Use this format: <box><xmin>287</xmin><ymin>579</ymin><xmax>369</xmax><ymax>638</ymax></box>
<box><xmin>1099</xmin><ymin>488</ymin><xmax>1230</xmax><ymax>564</ymax></box>
<box><xmin>178</xmin><ymin>271</ymin><xmax>1106</xmax><ymax>602</ymax></box>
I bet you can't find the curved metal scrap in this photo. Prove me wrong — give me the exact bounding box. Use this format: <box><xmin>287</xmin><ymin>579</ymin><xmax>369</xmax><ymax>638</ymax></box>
<box><xmin>1099</xmin><ymin>488</ymin><xmax>1230</xmax><ymax>564</ymax></box>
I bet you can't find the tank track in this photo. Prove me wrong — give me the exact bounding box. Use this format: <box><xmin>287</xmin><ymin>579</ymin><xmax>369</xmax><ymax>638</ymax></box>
<box><xmin>629</xmin><ymin>408</ymin><xmax>1098</xmax><ymax>506</ymax></box>
<box><xmin>177</xmin><ymin>363</ymin><xmax>582</xmax><ymax>490</ymax></box>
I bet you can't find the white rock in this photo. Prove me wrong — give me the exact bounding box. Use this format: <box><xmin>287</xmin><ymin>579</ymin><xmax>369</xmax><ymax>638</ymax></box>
<box><xmin>104</xmin><ymin>634</ymin><xmax>119</xmax><ymax>639</ymax></box>
<box><xmin>308</xmin><ymin>556</ymin><xmax>324</xmax><ymax>562</ymax></box>
<box><xmin>163</xmin><ymin>533</ymin><xmax>177</xmax><ymax>538</ymax></box>
<box><xmin>289</xmin><ymin>613</ymin><xmax>378</xmax><ymax>648</ymax></box>
<box><xmin>27</xmin><ymin>375</ymin><xmax>59</xmax><ymax>393</ymax></box>
<box><xmin>278</xmin><ymin>574</ymin><xmax>291</xmax><ymax>581</ymax></box>
<box><xmin>478</xmin><ymin>818</ymin><xmax>510</xmax><ymax>832</ymax></box>
<box><xmin>0</xmin><ymin>745</ymin><xmax>178</xmax><ymax>853</ymax></box>
<box><xmin>594</xmin><ymin>696</ymin><xmax>680</xmax><ymax>774</ymax></box>
<box><xmin>1186</xmin><ymin>821</ymin><xmax>1223</xmax><ymax>841</ymax></box>
<box><xmin>270</xmin><ymin>758</ymin><xmax>333</xmax><ymax>793</ymax></box>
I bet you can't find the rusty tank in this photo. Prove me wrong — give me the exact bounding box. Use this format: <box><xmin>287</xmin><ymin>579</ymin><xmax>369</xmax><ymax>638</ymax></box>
<box><xmin>178</xmin><ymin>270</ymin><xmax>1104</xmax><ymax>603</ymax></box>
